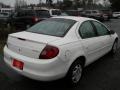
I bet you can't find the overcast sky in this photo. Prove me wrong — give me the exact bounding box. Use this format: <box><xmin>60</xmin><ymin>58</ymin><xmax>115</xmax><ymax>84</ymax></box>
<box><xmin>0</xmin><ymin>0</ymin><xmax>103</xmax><ymax>7</ymax></box>
<box><xmin>0</xmin><ymin>0</ymin><xmax>50</xmax><ymax>6</ymax></box>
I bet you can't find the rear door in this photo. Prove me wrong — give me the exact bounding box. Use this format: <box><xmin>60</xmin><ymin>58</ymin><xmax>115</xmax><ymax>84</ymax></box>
<box><xmin>91</xmin><ymin>21</ymin><xmax>113</xmax><ymax>54</ymax></box>
<box><xmin>78</xmin><ymin>21</ymin><xmax>104</xmax><ymax>65</ymax></box>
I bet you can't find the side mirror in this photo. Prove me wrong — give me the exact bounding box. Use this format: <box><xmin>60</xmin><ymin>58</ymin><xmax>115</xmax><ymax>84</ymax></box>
<box><xmin>109</xmin><ymin>30</ymin><xmax>115</xmax><ymax>34</ymax></box>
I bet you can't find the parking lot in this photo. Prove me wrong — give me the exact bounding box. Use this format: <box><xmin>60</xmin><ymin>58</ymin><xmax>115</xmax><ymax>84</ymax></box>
<box><xmin>0</xmin><ymin>19</ymin><xmax>120</xmax><ymax>90</ymax></box>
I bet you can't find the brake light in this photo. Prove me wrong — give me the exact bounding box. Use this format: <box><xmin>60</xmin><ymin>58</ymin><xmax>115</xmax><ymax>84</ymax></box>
<box><xmin>39</xmin><ymin>45</ymin><xmax>59</xmax><ymax>59</ymax></box>
<box><xmin>32</xmin><ymin>17</ymin><xmax>39</xmax><ymax>23</ymax></box>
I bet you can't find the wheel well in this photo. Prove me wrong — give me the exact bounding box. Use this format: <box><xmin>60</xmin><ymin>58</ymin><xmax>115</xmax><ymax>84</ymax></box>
<box><xmin>76</xmin><ymin>56</ymin><xmax>86</xmax><ymax>67</ymax></box>
<box><xmin>66</xmin><ymin>56</ymin><xmax>86</xmax><ymax>77</ymax></box>
<box><xmin>115</xmin><ymin>38</ymin><xmax>118</xmax><ymax>42</ymax></box>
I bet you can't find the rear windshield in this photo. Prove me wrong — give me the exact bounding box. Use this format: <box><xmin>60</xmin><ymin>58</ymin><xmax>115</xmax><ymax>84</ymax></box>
<box><xmin>36</xmin><ymin>10</ymin><xmax>51</xmax><ymax>18</ymax></box>
<box><xmin>52</xmin><ymin>10</ymin><xmax>61</xmax><ymax>15</ymax></box>
<box><xmin>65</xmin><ymin>11</ymin><xmax>79</xmax><ymax>16</ymax></box>
<box><xmin>27</xmin><ymin>18</ymin><xmax>76</xmax><ymax>37</ymax></box>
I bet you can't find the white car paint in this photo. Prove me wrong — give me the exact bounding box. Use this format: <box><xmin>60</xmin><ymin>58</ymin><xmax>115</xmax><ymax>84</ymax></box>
<box><xmin>113</xmin><ymin>12</ymin><xmax>120</xmax><ymax>18</ymax></box>
<box><xmin>4</xmin><ymin>16</ymin><xmax>118</xmax><ymax>81</ymax></box>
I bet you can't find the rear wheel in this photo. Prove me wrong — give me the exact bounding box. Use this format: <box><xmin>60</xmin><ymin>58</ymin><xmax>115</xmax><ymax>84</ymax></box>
<box><xmin>111</xmin><ymin>40</ymin><xmax>118</xmax><ymax>54</ymax></box>
<box><xmin>66</xmin><ymin>59</ymin><xmax>84</xmax><ymax>86</ymax></box>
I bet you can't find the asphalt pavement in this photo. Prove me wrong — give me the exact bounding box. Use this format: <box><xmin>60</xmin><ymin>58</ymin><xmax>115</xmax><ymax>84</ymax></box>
<box><xmin>0</xmin><ymin>19</ymin><xmax>120</xmax><ymax>90</ymax></box>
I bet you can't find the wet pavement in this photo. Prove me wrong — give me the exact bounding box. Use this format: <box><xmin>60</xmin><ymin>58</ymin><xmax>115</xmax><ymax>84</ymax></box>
<box><xmin>0</xmin><ymin>19</ymin><xmax>120</xmax><ymax>90</ymax></box>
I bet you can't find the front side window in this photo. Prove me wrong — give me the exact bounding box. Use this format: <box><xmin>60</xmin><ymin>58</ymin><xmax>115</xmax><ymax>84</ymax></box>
<box><xmin>92</xmin><ymin>21</ymin><xmax>109</xmax><ymax>36</ymax></box>
<box><xmin>79</xmin><ymin>21</ymin><xmax>96</xmax><ymax>39</ymax></box>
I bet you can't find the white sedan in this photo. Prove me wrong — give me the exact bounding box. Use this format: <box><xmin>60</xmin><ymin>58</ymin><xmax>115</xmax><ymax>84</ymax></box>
<box><xmin>4</xmin><ymin>16</ymin><xmax>118</xmax><ymax>86</ymax></box>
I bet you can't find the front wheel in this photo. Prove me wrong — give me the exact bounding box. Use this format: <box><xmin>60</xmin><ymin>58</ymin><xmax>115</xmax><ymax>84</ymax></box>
<box><xmin>66</xmin><ymin>59</ymin><xmax>84</xmax><ymax>86</ymax></box>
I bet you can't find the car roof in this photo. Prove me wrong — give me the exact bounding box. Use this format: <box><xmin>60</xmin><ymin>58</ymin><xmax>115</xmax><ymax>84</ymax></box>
<box><xmin>34</xmin><ymin>8</ymin><xmax>60</xmax><ymax>11</ymax></box>
<box><xmin>52</xmin><ymin>16</ymin><xmax>94</xmax><ymax>22</ymax></box>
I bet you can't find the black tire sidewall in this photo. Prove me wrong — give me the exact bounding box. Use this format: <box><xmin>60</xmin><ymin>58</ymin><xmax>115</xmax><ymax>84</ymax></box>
<box><xmin>66</xmin><ymin>59</ymin><xmax>84</xmax><ymax>87</ymax></box>
<box><xmin>111</xmin><ymin>41</ymin><xmax>118</xmax><ymax>54</ymax></box>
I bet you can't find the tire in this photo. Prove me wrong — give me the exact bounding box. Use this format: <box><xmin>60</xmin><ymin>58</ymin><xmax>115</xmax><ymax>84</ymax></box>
<box><xmin>66</xmin><ymin>59</ymin><xmax>84</xmax><ymax>87</ymax></box>
<box><xmin>111</xmin><ymin>40</ymin><xmax>118</xmax><ymax>54</ymax></box>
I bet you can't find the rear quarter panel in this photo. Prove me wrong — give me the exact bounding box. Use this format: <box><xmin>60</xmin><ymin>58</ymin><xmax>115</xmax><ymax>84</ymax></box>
<box><xmin>49</xmin><ymin>22</ymin><xmax>86</xmax><ymax>71</ymax></box>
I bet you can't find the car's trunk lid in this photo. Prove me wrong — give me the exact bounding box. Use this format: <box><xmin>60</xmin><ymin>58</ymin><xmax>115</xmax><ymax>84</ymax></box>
<box><xmin>7</xmin><ymin>31</ymin><xmax>61</xmax><ymax>59</ymax></box>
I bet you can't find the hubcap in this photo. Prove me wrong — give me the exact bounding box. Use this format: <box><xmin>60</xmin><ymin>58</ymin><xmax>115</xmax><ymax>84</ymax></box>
<box><xmin>72</xmin><ymin>64</ymin><xmax>82</xmax><ymax>83</ymax></box>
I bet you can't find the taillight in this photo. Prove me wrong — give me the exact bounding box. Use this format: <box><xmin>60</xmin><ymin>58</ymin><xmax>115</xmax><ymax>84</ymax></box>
<box><xmin>32</xmin><ymin>17</ymin><xmax>39</xmax><ymax>23</ymax></box>
<box><xmin>39</xmin><ymin>45</ymin><xmax>59</xmax><ymax>59</ymax></box>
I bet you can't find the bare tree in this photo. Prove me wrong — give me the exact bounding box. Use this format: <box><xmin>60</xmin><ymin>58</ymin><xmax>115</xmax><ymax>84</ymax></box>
<box><xmin>46</xmin><ymin>0</ymin><xmax>53</xmax><ymax>7</ymax></box>
<box><xmin>15</xmin><ymin>0</ymin><xmax>27</xmax><ymax>11</ymax></box>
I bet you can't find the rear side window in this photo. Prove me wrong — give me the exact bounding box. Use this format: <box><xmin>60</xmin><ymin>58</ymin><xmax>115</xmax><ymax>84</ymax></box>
<box><xmin>36</xmin><ymin>10</ymin><xmax>50</xmax><ymax>18</ymax></box>
<box><xmin>79</xmin><ymin>21</ymin><xmax>96</xmax><ymax>39</ymax></box>
<box><xmin>92</xmin><ymin>21</ymin><xmax>109</xmax><ymax>36</ymax></box>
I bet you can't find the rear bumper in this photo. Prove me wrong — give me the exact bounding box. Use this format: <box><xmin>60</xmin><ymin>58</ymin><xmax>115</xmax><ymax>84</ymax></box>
<box><xmin>4</xmin><ymin>46</ymin><xmax>67</xmax><ymax>81</ymax></box>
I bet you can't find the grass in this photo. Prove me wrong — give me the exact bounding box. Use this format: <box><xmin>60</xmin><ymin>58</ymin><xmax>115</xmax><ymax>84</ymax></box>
<box><xmin>0</xmin><ymin>40</ymin><xmax>5</xmax><ymax>53</ymax></box>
